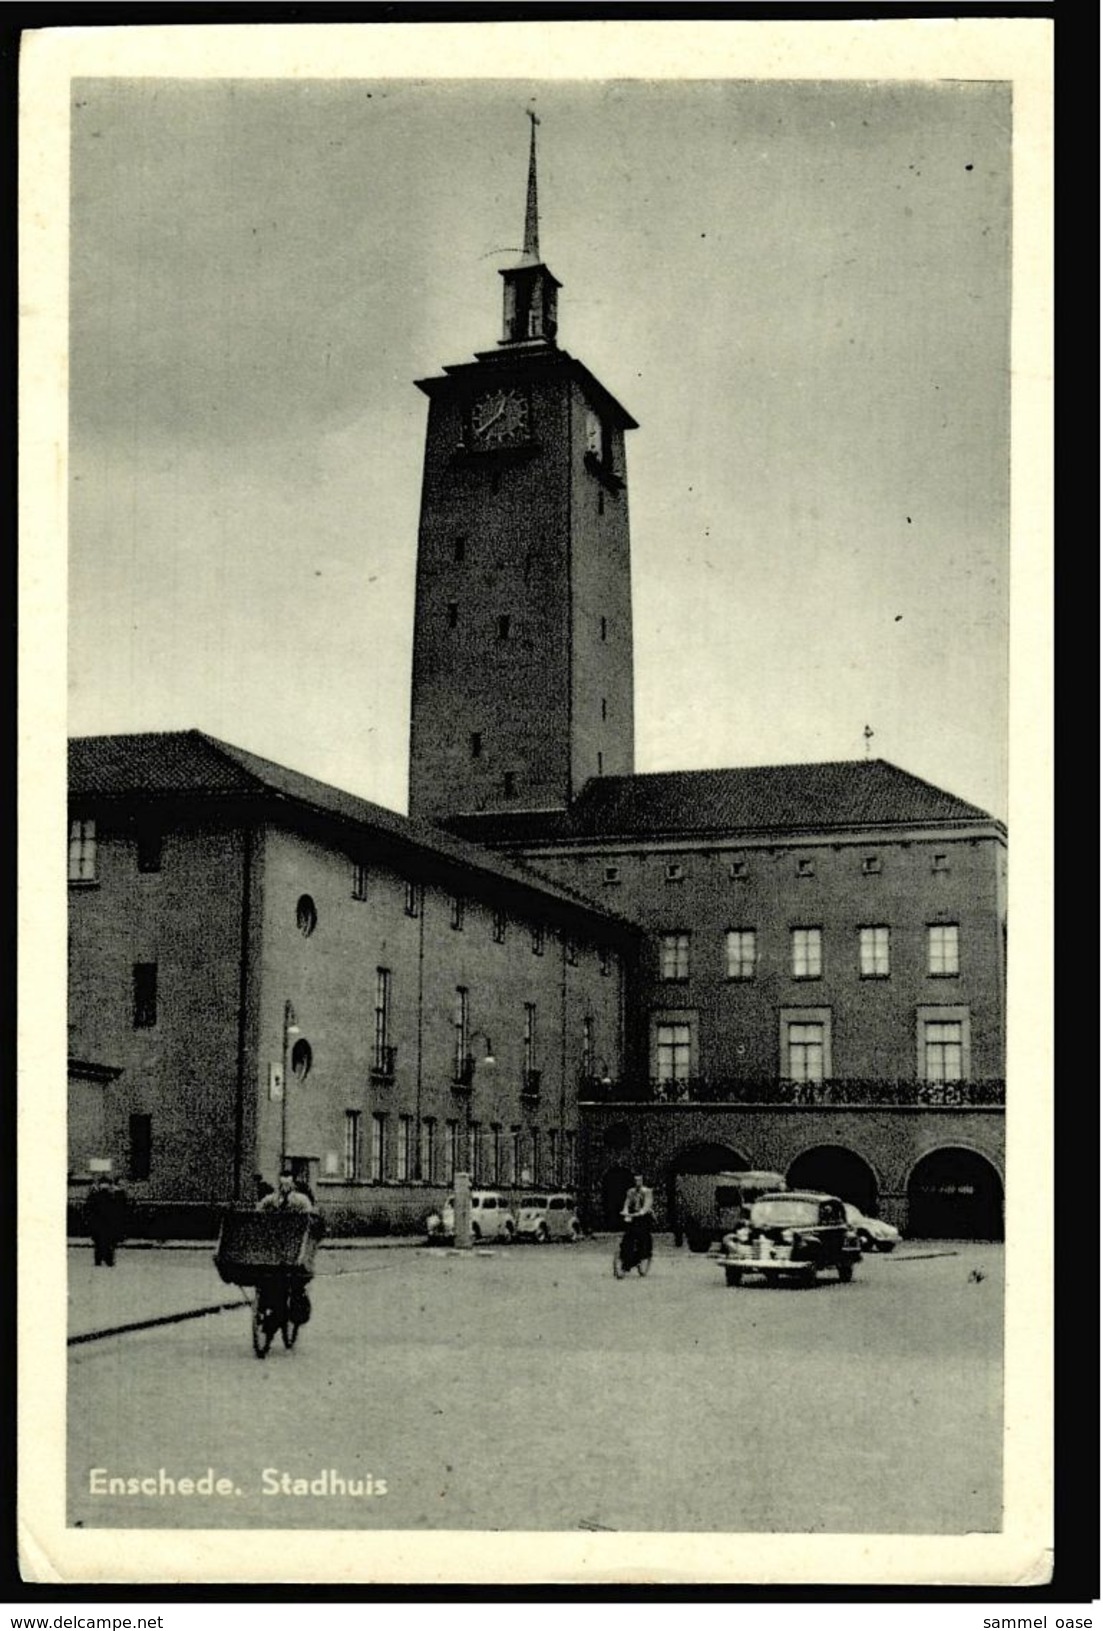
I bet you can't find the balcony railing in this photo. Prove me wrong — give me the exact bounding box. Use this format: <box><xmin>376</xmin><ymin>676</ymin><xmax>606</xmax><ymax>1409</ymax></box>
<box><xmin>371</xmin><ymin>1045</ymin><xmax>397</xmax><ymax>1080</ymax></box>
<box><xmin>577</xmin><ymin>1076</ymin><xmax>1006</xmax><ymax>1107</ymax></box>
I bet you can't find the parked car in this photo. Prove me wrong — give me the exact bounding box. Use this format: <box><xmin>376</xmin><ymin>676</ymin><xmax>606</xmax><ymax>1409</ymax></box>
<box><xmin>515</xmin><ymin>1193</ymin><xmax>583</xmax><ymax>1243</ymax></box>
<box><xmin>425</xmin><ymin>1190</ymin><xmax>516</xmax><ymax>1244</ymax></box>
<box><xmin>716</xmin><ymin>1191</ymin><xmax>861</xmax><ymax>1286</ymax></box>
<box><xmin>844</xmin><ymin>1203</ymin><xmax>900</xmax><ymax>1253</ymax></box>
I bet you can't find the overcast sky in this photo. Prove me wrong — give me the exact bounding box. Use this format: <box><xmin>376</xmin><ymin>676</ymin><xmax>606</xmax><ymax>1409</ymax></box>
<box><xmin>68</xmin><ymin>75</ymin><xmax>1011</xmax><ymax>819</ymax></box>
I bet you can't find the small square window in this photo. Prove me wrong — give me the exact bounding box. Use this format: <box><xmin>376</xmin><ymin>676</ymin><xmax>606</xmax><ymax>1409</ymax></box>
<box><xmin>503</xmin><ymin>772</ymin><xmax>517</xmax><ymax>799</ymax></box>
<box><xmin>454</xmin><ymin>536</ymin><xmax>467</xmax><ymax>563</ymax></box>
<box><xmin>496</xmin><ymin>615</ymin><xmax>511</xmax><ymax>641</ymax></box>
<box><xmin>665</xmin><ymin>863</ymin><xmax>685</xmax><ymax>883</ymax></box>
<box><xmin>532</xmin><ymin>925</ymin><xmax>546</xmax><ymax>957</ymax></box>
<box><xmin>932</xmin><ymin>853</ymin><xmax>949</xmax><ymax>874</ymax></box>
<box><xmin>446</xmin><ymin>602</ymin><xmax>459</xmax><ymax>629</ymax></box>
<box><xmin>404</xmin><ymin>881</ymin><xmax>420</xmax><ymax>918</ymax></box>
<box><xmin>351</xmin><ymin>862</ymin><xmax>369</xmax><ymax>900</ymax></box>
<box><xmin>796</xmin><ymin>858</ymin><xmax>815</xmax><ymax>878</ymax></box>
<box><xmin>862</xmin><ymin>855</ymin><xmax>882</xmax><ymax>875</ymax></box>
<box><xmin>600</xmin><ymin>616</ymin><xmax>608</xmax><ymax>642</ymax></box>
<box><xmin>493</xmin><ymin>910</ymin><xmax>507</xmax><ymax>944</ymax></box>
<box><xmin>729</xmin><ymin>859</ymin><xmax>747</xmax><ymax>881</ymax></box>
<box><xmin>603</xmin><ymin>865</ymin><xmax>621</xmax><ymax>885</ymax></box>
<box><xmin>451</xmin><ymin>897</ymin><xmax>465</xmax><ymax>932</ymax></box>
<box><xmin>470</xmin><ymin>731</ymin><xmax>482</xmax><ymax>758</ymax></box>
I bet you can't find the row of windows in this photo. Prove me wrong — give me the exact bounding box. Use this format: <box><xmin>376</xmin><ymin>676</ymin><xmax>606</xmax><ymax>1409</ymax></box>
<box><xmin>69</xmin><ymin>820</ymin><xmax>963</xmax><ymax>891</ymax></box>
<box><xmin>441</xmin><ymin>602</ymin><xmax>611</xmax><ymax>643</ymax></box>
<box><xmin>340</xmin><ymin>1113</ymin><xmax>577</xmax><ymax>1187</ymax></box>
<box><xmin>125</xmin><ymin>963</ymin><xmax>604</xmax><ymax>1088</ymax></box>
<box><xmin>601</xmin><ymin>852</ymin><xmax>957</xmax><ymax>885</ymax></box>
<box><xmin>658</xmin><ymin>925</ymin><xmax>961</xmax><ymax>982</ymax></box>
<box><xmin>654</xmin><ymin>1017</ymin><xmax>968</xmax><ymax>1085</ymax></box>
<box><xmin>71</xmin><ymin>827</ymin><xmax>616</xmax><ymax>976</ymax></box>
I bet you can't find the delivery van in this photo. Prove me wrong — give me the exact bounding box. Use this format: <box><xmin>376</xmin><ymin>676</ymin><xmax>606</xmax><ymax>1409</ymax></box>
<box><xmin>674</xmin><ymin>1170</ymin><xmax>788</xmax><ymax>1251</ymax></box>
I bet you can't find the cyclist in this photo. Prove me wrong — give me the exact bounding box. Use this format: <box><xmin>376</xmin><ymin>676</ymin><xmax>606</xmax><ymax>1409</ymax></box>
<box><xmin>258</xmin><ymin>1171</ymin><xmax>313</xmax><ymax>1214</ymax></box>
<box><xmin>255</xmin><ymin>1173</ymin><xmax>316</xmax><ymax>1343</ymax></box>
<box><xmin>618</xmin><ymin>1173</ymin><xmax>654</xmax><ymax>1271</ymax></box>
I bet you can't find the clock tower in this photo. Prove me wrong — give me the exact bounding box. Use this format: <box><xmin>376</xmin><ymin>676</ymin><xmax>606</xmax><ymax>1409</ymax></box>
<box><xmin>408</xmin><ymin>116</ymin><xmax>637</xmax><ymax>825</ymax></box>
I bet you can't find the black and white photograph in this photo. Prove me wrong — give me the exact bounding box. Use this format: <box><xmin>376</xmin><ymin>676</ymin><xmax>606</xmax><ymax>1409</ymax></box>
<box><xmin>20</xmin><ymin>18</ymin><xmax>1052</xmax><ymax>1588</ymax></box>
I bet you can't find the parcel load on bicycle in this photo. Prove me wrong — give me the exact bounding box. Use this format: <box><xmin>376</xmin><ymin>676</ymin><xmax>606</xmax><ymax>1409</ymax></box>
<box><xmin>214</xmin><ymin>1208</ymin><xmax>319</xmax><ymax>1288</ymax></box>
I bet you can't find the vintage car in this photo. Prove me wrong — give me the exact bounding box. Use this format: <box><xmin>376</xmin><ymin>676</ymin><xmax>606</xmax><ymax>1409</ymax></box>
<box><xmin>716</xmin><ymin>1190</ymin><xmax>861</xmax><ymax>1286</ymax></box>
<box><xmin>515</xmin><ymin>1193</ymin><xmax>583</xmax><ymax>1243</ymax></box>
<box><xmin>425</xmin><ymin>1190</ymin><xmax>516</xmax><ymax>1244</ymax></box>
<box><xmin>844</xmin><ymin>1203</ymin><xmax>900</xmax><ymax>1254</ymax></box>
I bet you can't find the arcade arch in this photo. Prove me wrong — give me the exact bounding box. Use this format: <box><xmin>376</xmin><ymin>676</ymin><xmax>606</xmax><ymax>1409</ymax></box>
<box><xmin>786</xmin><ymin>1145</ymin><xmax>881</xmax><ymax>1214</ymax></box>
<box><xmin>907</xmin><ymin>1146</ymin><xmax>1004</xmax><ymax>1240</ymax></box>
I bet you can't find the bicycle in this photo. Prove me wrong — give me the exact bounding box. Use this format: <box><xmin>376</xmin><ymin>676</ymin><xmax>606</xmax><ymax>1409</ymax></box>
<box><xmin>613</xmin><ymin>1216</ymin><xmax>653</xmax><ymax>1278</ymax></box>
<box><xmin>251</xmin><ymin>1269</ymin><xmax>312</xmax><ymax>1358</ymax></box>
<box><xmin>214</xmin><ymin>1208</ymin><xmax>319</xmax><ymax>1359</ymax></box>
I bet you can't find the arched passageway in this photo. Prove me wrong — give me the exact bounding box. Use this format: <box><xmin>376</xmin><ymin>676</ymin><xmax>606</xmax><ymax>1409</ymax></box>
<box><xmin>786</xmin><ymin>1145</ymin><xmax>880</xmax><ymax>1213</ymax></box>
<box><xmin>907</xmin><ymin>1147</ymin><xmax>1004</xmax><ymax>1240</ymax></box>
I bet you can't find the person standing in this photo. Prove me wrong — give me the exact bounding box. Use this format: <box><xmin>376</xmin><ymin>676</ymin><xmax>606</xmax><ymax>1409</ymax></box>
<box><xmin>86</xmin><ymin>1174</ymin><xmax>129</xmax><ymax>1267</ymax></box>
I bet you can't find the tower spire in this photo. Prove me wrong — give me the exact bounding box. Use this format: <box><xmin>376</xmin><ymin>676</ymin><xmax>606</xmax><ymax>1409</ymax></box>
<box><xmin>498</xmin><ymin>111</ymin><xmax>560</xmax><ymax>346</ymax></box>
<box><xmin>523</xmin><ymin>110</ymin><xmax>540</xmax><ymax>263</ymax></box>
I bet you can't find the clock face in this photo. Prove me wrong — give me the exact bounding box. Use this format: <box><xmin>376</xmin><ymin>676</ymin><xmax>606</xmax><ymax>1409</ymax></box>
<box><xmin>471</xmin><ymin>387</ymin><xmax>531</xmax><ymax>448</ymax></box>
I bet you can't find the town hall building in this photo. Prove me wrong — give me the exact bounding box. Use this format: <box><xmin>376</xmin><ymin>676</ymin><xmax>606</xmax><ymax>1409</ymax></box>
<box><xmin>68</xmin><ymin>121</ymin><xmax>1006</xmax><ymax>1239</ymax></box>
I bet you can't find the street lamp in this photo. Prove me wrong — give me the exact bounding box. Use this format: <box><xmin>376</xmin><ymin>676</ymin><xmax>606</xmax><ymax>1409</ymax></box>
<box><xmin>280</xmin><ymin>999</ymin><xmax>301</xmax><ymax>1171</ymax></box>
<box><xmin>455</xmin><ymin>1029</ymin><xmax>495</xmax><ymax>1249</ymax></box>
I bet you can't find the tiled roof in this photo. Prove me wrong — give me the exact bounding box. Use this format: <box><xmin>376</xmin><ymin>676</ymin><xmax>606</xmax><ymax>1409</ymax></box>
<box><xmin>445</xmin><ymin>760</ymin><xmax>998</xmax><ymax>846</ymax></box>
<box><xmin>68</xmin><ymin>731</ymin><xmax>639</xmax><ymax>933</ymax></box>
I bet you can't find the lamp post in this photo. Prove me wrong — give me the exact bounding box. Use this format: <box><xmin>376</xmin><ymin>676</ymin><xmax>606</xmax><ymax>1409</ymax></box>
<box><xmin>455</xmin><ymin>1030</ymin><xmax>494</xmax><ymax>1249</ymax></box>
<box><xmin>280</xmin><ymin>999</ymin><xmax>301</xmax><ymax>1172</ymax></box>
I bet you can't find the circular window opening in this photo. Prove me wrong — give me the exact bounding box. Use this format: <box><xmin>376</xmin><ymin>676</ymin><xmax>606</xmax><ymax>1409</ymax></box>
<box><xmin>296</xmin><ymin>895</ymin><xmax>317</xmax><ymax>937</ymax></box>
<box><xmin>291</xmin><ymin>1038</ymin><xmax>313</xmax><ymax>1080</ymax></box>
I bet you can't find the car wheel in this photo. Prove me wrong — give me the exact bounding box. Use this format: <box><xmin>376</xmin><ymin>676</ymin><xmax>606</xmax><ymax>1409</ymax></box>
<box><xmin>470</xmin><ymin>1222</ymin><xmax>481</xmax><ymax>1241</ymax></box>
<box><xmin>500</xmin><ymin>1224</ymin><xmax>514</xmax><ymax>1244</ymax></box>
<box><xmin>723</xmin><ymin>1266</ymin><xmax>743</xmax><ymax>1287</ymax></box>
<box><xmin>534</xmin><ymin>1223</ymin><xmax>548</xmax><ymax>1244</ymax></box>
<box><xmin>837</xmin><ymin>1259</ymin><xmax>854</xmax><ymax>1283</ymax></box>
<box><xmin>568</xmin><ymin>1223</ymin><xmax>582</xmax><ymax>1242</ymax></box>
<box><xmin>879</xmin><ymin>1242</ymin><xmax>896</xmax><ymax>1254</ymax></box>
